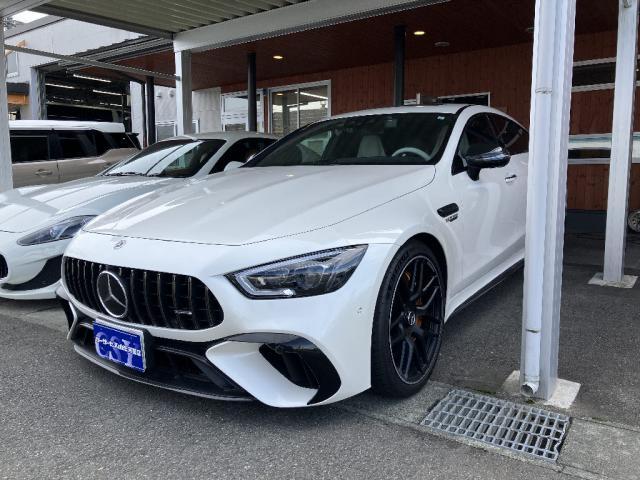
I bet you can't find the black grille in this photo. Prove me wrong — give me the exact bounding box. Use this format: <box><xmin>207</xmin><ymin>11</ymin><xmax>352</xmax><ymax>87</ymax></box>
<box><xmin>63</xmin><ymin>257</ymin><xmax>223</xmax><ymax>330</ymax></box>
<box><xmin>0</xmin><ymin>255</ymin><xmax>7</xmax><ymax>279</ymax></box>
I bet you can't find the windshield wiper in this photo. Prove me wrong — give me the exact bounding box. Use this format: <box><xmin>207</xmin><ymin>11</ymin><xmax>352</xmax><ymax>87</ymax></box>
<box><xmin>105</xmin><ymin>172</ymin><xmax>145</xmax><ymax>177</ymax></box>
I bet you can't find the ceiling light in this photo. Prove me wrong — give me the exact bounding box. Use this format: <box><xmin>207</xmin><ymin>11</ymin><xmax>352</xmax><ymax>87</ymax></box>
<box><xmin>276</xmin><ymin>92</ymin><xmax>284</xmax><ymax>96</ymax></box>
<box><xmin>93</xmin><ymin>89</ymin><xmax>122</xmax><ymax>96</ymax></box>
<box><xmin>73</xmin><ymin>73</ymin><xmax>111</xmax><ymax>83</ymax></box>
<box><xmin>300</xmin><ymin>91</ymin><xmax>328</xmax><ymax>100</ymax></box>
<box><xmin>434</xmin><ymin>41</ymin><xmax>450</xmax><ymax>48</ymax></box>
<box><xmin>273</xmin><ymin>55</ymin><xmax>284</xmax><ymax>60</ymax></box>
<box><xmin>45</xmin><ymin>83</ymin><xmax>75</xmax><ymax>89</ymax></box>
<box><xmin>413</xmin><ymin>30</ymin><xmax>426</xmax><ymax>36</ymax></box>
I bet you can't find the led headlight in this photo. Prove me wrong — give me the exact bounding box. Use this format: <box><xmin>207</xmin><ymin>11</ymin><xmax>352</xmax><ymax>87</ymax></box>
<box><xmin>228</xmin><ymin>245</ymin><xmax>368</xmax><ymax>299</ymax></box>
<box><xmin>17</xmin><ymin>216</ymin><xmax>96</xmax><ymax>246</ymax></box>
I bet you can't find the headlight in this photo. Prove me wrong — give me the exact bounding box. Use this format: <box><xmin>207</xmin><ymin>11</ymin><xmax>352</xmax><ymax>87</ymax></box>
<box><xmin>228</xmin><ymin>245</ymin><xmax>368</xmax><ymax>299</ymax></box>
<box><xmin>17</xmin><ymin>216</ymin><xmax>96</xmax><ymax>246</ymax></box>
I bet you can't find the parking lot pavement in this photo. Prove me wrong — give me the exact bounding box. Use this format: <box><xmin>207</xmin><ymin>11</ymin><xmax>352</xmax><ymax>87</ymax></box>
<box><xmin>0</xmin><ymin>310</ymin><xmax>570</xmax><ymax>480</ymax></box>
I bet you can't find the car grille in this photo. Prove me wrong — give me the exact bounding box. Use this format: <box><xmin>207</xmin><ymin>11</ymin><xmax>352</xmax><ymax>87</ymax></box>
<box><xmin>63</xmin><ymin>257</ymin><xmax>223</xmax><ymax>330</ymax></box>
<box><xmin>0</xmin><ymin>255</ymin><xmax>7</xmax><ymax>279</ymax></box>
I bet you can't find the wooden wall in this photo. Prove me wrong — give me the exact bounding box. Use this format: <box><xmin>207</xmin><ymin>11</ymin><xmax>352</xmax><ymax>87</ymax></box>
<box><xmin>222</xmin><ymin>30</ymin><xmax>639</xmax><ymax>211</ymax></box>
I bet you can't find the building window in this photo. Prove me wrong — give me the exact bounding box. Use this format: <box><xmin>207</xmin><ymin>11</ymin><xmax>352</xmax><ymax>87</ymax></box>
<box><xmin>270</xmin><ymin>81</ymin><xmax>330</xmax><ymax>136</ymax></box>
<box><xmin>6</xmin><ymin>51</ymin><xmax>19</xmax><ymax>78</ymax></box>
<box><xmin>221</xmin><ymin>91</ymin><xmax>264</xmax><ymax>132</ymax></box>
<box><xmin>572</xmin><ymin>60</ymin><xmax>616</xmax><ymax>91</ymax></box>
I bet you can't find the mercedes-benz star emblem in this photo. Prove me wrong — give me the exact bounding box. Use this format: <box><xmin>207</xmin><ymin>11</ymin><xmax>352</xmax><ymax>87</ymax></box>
<box><xmin>96</xmin><ymin>271</ymin><xmax>129</xmax><ymax>319</ymax></box>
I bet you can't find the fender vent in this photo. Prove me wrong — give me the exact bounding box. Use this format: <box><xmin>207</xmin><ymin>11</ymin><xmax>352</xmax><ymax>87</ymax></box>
<box><xmin>421</xmin><ymin>389</ymin><xmax>570</xmax><ymax>462</ymax></box>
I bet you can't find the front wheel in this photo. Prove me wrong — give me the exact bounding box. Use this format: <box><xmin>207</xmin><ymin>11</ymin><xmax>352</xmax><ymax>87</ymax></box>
<box><xmin>371</xmin><ymin>241</ymin><xmax>445</xmax><ymax>397</ymax></box>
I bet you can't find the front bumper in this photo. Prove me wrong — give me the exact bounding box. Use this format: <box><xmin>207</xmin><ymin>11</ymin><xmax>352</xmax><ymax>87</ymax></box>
<box><xmin>62</xmin><ymin>232</ymin><xmax>396</xmax><ymax>407</ymax></box>
<box><xmin>0</xmin><ymin>231</ymin><xmax>68</xmax><ymax>300</ymax></box>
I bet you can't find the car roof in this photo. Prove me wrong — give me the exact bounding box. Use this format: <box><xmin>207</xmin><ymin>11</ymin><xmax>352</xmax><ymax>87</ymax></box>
<box><xmin>168</xmin><ymin>131</ymin><xmax>279</xmax><ymax>142</ymax></box>
<box><xmin>9</xmin><ymin>120</ymin><xmax>125</xmax><ymax>133</ymax></box>
<box><xmin>329</xmin><ymin>104</ymin><xmax>524</xmax><ymax>129</ymax></box>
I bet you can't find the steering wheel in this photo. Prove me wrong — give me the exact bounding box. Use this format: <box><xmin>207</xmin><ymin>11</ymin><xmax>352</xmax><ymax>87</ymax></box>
<box><xmin>391</xmin><ymin>147</ymin><xmax>432</xmax><ymax>162</ymax></box>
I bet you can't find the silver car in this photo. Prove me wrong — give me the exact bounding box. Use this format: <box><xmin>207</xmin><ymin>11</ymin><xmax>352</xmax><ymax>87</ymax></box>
<box><xmin>9</xmin><ymin>120</ymin><xmax>140</xmax><ymax>187</ymax></box>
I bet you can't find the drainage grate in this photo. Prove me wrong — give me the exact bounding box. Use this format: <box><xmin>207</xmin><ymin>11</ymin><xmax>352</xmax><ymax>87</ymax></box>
<box><xmin>421</xmin><ymin>389</ymin><xmax>570</xmax><ymax>461</ymax></box>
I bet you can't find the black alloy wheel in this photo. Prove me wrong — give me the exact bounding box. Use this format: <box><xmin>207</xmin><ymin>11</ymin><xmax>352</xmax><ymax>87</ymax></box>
<box><xmin>371</xmin><ymin>241</ymin><xmax>445</xmax><ymax>397</ymax></box>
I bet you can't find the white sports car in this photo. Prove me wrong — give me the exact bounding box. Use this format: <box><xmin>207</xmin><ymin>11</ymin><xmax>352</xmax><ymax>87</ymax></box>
<box><xmin>60</xmin><ymin>105</ymin><xmax>528</xmax><ymax>407</ymax></box>
<box><xmin>0</xmin><ymin>132</ymin><xmax>276</xmax><ymax>300</ymax></box>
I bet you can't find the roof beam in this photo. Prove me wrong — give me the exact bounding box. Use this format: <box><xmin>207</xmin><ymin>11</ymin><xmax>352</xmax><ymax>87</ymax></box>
<box><xmin>33</xmin><ymin>4</ymin><xmax>175</xmax><ymax>39</ymax></box>
<box><xmin>3</xmin><ymin>43</ymin><xmax>178</xmax><ymax>81</ymax></box>
<box><xmin>173</xmin><ymin>0</ymin><xmax>449</xmax><ymax>52</ymax></box>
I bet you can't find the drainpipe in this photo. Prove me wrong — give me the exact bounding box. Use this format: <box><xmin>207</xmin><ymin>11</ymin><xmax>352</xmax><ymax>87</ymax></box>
<box><xmin>520</xmin><ymin>0</ymin><xmax>576</xmax><ymax>398</ymax></box>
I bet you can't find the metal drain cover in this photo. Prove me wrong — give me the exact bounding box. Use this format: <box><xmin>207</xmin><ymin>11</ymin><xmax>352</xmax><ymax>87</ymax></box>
<box><xmin>421</xmin><ymin>389</ymin><xmax>570</xmax><ymax>461</ymax></box>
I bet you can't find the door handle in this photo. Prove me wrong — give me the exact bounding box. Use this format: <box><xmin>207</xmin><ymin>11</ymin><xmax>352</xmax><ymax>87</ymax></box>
<box><xmin>505</xmin><ymin>174</ymin><xmax>517</xmax><ymax>184</ymax></box>
<box><xmin>35</xmin><ymin>169</ymin><xmax>53</xmax><ymax>176</ymax></box>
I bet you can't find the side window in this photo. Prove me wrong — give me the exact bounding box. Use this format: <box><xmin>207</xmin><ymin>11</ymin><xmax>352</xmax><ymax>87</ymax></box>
<box><xmin>489</xmin><ymin>114</ymin><xmax>529</xmax><ymax>155</ymax></box>
<box><xmin>56</xmin><ymin>131</ymin><xmax>93</xmax><ymax>159</ymax></box>
<box><xmin>452</xmin><ymin>114</ymin><xmax>501</xmax><ymax>175</ymax></box>
<box><xmin>10</xmin><ymin>134</ymin><xmax>51</xmax><ymax>163</ymax></box>
<box><xmin>210</xmin><ymin>138</ymin><xmax>275</xmax><ymax>173</ymax></box>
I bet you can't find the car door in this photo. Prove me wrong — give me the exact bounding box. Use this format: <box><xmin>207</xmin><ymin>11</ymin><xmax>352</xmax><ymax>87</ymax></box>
<box><xmin>54</xmin><ymin>130</ymin><xmax>104</xmax><ymax>182</ymax></box>
<box><xmin>10</xmin><ymin>130</ymin><xmax>61</xmax><ymax>187</ymax></box>
<box><xmin>488</xmin><ymin>114</ymin><xmax>529</xmax><ymax>255</ymax></box>
<box><xmin>448</xmin><ymin>113</ymin><xmax>518</xmax><ymax>291</ymax></box>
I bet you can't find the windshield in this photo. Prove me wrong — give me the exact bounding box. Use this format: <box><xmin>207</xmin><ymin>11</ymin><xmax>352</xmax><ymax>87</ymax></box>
<box><xmin>247</xmin><ymin>113</ymin><xmax>455</xmax><ymax>167</ymax></box>
<box><xmin>104</xmin><ymin>139</ymin><xmax>225</xmax><ymax>178</ymax></box>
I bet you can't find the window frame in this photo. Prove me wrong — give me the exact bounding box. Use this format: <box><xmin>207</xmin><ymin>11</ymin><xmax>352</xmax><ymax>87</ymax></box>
<box><xmin>451</xmin><ymin>113</ymin><xmax>504</xmax><ymax>176</ymax></box>
<box><xmin>9</xmin><ymin>131</ymin><xmax>53</xmax><ymax>164</ymax></box>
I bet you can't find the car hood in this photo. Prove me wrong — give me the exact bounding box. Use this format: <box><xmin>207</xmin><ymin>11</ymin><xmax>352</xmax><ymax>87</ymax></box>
<box><xmin>0</xmin><ymin>175</ymin><xmax>178</xmax><ymax>233</ymax></box>
<box><xmin>86</xmin><ymin>165</ymin><xmax>436</xmax><ymax>246</ymax></box>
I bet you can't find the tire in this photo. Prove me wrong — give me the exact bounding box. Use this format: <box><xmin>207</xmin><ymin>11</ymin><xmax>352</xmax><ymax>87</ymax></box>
<box><xmin>628</xmin><ymin>210</ymin><xmax>640</xmax><ymax>233</ymax></box>
<box><xmin>371</xmin><ymin>241</ymin><xmax>445</xmax><ymax>397</ymax></box>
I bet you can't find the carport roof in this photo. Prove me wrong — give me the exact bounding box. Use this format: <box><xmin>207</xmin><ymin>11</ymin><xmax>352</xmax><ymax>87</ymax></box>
<box><xmin>34</xmin><ymin>0</ymin><xmax>311</xmax><ymax>39</ymax></box>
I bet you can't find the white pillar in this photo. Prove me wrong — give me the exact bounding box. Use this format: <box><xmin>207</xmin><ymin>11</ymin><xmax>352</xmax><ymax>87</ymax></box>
<box><xmin>175</xmin><ymin>50</ymin><xmax>193</xmax><ymax>136</ymax></box>
<box><xmin>520</xmin><ymin>0</ymin><xmax>576</xmax><ymax>400</ymax></box>
<box><xmin>603</xmin><ymin>0</ymin><xmax>639</xmax><ymax>283</ymax></box>
<box><xmin>0</xmin><ymin>26</ymin><xmax>14</xmax><ymax>192</ymax></box>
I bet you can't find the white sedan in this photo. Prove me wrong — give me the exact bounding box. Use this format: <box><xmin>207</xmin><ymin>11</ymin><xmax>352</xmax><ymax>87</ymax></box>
<box><xmin>0</xmin><ymin>132</ymin><xmax>276</xmax><ymax>300</ymax></box>
<box><xmin>60</xmin><ymin>105</ymin><xmax>528</xmax><ymax>407</ymax></box>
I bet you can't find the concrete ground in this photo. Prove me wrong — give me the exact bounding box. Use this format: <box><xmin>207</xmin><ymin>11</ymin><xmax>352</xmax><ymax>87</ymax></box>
<box><xmin>0</xmin><ymin>234</ymin><xmax>639</xmax><ymax>479</ymax></box>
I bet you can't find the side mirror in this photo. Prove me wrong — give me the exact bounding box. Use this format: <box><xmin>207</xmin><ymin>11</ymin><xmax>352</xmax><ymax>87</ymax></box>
<box><xmin>224</xmin><ymin>161</ymin><xmax>244</xmax><ymax>172</ymax></box>
<box><xmin>463</xmin><ymin>146</ymin><xmax>511</xmax><ymax>181</ymax></box>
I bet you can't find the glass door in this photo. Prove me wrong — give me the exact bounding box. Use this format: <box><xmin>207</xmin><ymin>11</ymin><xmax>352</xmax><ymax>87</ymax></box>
<box><xmin>269</xmin><ymin>81</ymin><xmax>330</xmax><ymax>136</ymax></box>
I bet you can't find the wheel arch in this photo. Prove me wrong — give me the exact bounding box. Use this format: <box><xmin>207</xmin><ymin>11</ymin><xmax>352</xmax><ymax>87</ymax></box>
<box><xmin>403</xmin><ymin>233</ymin><xmax>448</xmax><ymax>289</ymax></box>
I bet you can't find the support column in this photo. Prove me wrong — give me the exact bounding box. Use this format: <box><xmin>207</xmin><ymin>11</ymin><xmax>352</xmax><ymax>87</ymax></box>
<box><xmin>0</xmin><ymin>26</ymin><xmax>13</xmax><ymax>192</ymax></box>
<box><xmin>145</xmin><ymin>76</ymin><xmax>156</xmax><ymax>145</ymax></box>
<box><xmin>29</xmin><ymin>68</ymin><xmax>46</xmax><ymax>120</ymax></box>
<box><xmin>247</xmin><ymin>52</ymin><xmax>257</xmax><ymax>132</ymax></box>
<box><xmin>602</xmin><ymin>0</ymin><xmax>639</xmax><ymax>284</ymax></box>
<box><xmin>393</xmin><ymin>25</ymin><xmax>406</xmax><ymax>107</ymax></box>
<box><xmin>175</xmin><ymin>50</ymin><xmax>193</xmax><ymax>136</ymax></box>
<box><xmin>520</xmin><ymin>0</ymin><xmax>576</xmax><ymax>400</ymax></box>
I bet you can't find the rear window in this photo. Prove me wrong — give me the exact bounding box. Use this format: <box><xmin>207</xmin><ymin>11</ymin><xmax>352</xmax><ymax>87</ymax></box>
<box><xmin>56</xmin><ymin>130</ymin><xmax>92</xmax><ymax>159</ymax></box>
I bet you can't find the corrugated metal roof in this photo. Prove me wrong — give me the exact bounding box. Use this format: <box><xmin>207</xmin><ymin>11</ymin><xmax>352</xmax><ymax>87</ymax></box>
<box><xmin>36</xmin><ymin>0</ymin><xmax>310</xmax><ymax>38</ymax></box>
